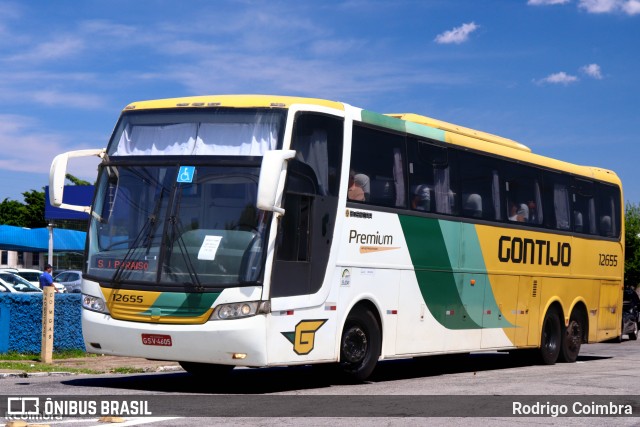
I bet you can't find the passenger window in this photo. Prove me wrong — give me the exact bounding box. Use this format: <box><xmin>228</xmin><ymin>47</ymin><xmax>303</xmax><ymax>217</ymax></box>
<box><xmin>553</xmin><ymin>184</ymin><xmax>571</xmax><ymax>230</ymax></box>
<box><xmin>408</xmin><ymin>139</ymin><xmax>456</xmax><ymax>215</ymax></box>
<box><xmin>572</xmin><ymin>179</ymin><xmax>596</xmax><ymax>234</ymax></box>
<box><xmin>351</xmin><ymin>125</ymin><xmax>407</xmax><ymax>208</ymax></box>
<box><xmin>504</xmin><ymin>164</ymin><xmax>542</xmax><ymax>225</ymax></box>
<box><xmin>596</xmin><ymin>183</ymin><xmax>621</xmax><ymax>238</ymax></box>
<box><xmin>458</xmin><ymin>151</ymin><xmax>502</xmax><ymax>220</ymax></box>
<box><xmin>539</xmin><ymin>171</ymin><xmax>571</xmax><ymax>230</ymax></box>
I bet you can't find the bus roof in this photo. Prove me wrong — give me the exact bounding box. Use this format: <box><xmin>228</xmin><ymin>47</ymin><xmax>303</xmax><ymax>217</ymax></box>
<box><xmin>123</xmin><ymin>94</ymin><xmax>345</xmax><ymax>112</ymax></box>
<box><xmin>387</xmin><ymin>113</ymin><xmax>532</xmax><ymax>153</ymax></box>
<box><xmin>385</xmin><ymin>113</ymin><xmax>621</xmax><ymax>187</ymax></box>
<box><xmin>120</xmin><ymin>94</ymin><xmax>620</xmax><ymax>187</ymax></box>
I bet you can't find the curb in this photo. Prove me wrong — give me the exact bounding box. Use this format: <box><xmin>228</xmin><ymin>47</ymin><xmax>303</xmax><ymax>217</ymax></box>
<box><xmin>0</xmin><ymin>365</ymin><xmax>182</xmax><ymax>378</ymax></box>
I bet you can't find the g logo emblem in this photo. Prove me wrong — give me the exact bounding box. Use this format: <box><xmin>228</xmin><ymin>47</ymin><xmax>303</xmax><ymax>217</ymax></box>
<box><xmin>282</xmin><ymin>319</ymin><xmax>327</xmax><ymax>355</ymax></box>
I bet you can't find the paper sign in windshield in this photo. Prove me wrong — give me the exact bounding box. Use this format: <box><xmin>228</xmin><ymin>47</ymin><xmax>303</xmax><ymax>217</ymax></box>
<box><xmin>198</xmin><ymin>235</ymin><xmax>223</xmax><ymax>260</ymax></box>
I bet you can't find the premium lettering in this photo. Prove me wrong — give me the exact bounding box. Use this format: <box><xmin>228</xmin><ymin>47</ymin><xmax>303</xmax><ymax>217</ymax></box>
<box><xmin>498</xmin><ymin>236</ymin><xmax>570</xmax><ymax>266</ymax></box>
<box><xmin>349</xmin><ymin>230</ymin><xmax>393</xmax><ymax>245</ymax></box>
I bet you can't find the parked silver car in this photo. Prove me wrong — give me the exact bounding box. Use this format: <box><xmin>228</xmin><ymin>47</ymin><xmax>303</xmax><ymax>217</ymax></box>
<box><xmin>53</xmin><ymin>270</ymin><xmax>83</xmax><ymax>293</ymax></box>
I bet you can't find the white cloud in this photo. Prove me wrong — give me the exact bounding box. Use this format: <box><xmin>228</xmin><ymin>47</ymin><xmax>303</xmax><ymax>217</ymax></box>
<box><xmin>535</xmin><ymin>71</ymin><xmax>579</xmax><ymax>85</ymax></box>
<box><xmin>0</xmin><ymin>115</ymin><xmax>101</xmax><ymax>177</ymax></box>
<box><xmin>578</xmin><ymin>0</ymin><xmax>640</xmax><ymax>14</ymax></box>
<box><xmin>622</xmin><ymin>0</ymin><xmax>640</xmax><ymax>14</ymax></box>
<box><xmin>30</xmin><ymin>90</ymin><xmax>107</xmax><ymax>109</ymax></box>
<box><xmin>581</xmin><ymin>63</ymin><xmax>603</xmax><ymax>79</ymax></box>
<box><xmin>6</xmin><ymin>36</ymin><xmax>84</xmax><ymax>63</ymax></box>
<box><xmin>527</xmin><ymin>0</ymin><xmax>571</xmax><ymax>5</ymax></box>
<box><xmin>579</xmin><ymin>0</ymin><xmax>618</xmax><ymax>12</ymax></box>
<box><xmin>435</xmin><ymin>22</ymin><xmax>479</xmax><ymax>45</ymax></box>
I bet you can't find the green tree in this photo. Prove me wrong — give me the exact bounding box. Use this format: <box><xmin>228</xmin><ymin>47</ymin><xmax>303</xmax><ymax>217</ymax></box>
<box><xmin>0</xmin><ymin>174</ymin><xmax>90</xmax><ymax>229</ymax></box>
<box><xmin>625</xmin><ymin>202</ymin><xmax>640</xmax><ymax>288</ymax></box>
<box><xmin>0</xmin><ymin>198</ymin><xmax>27</xmax><ymax>226</ymax></box>
<box><xmin>65</xmin><ymin>173</ymin><xmax>91</xmax><ymax>186</ymax></box>
<box><xmin>22</xmin><ymin>189</ymin><xmax>46</xmax><ymax>228</ymax></box>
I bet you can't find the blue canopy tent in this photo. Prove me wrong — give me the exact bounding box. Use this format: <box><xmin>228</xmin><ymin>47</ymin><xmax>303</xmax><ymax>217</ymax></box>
<box><xmin>0</xmin><ymin>225</ymin><xmax>86</xmax><ymax>252</ymax></box>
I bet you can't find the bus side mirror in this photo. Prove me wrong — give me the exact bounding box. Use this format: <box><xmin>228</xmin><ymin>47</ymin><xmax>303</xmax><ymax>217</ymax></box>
<box><xmin>257</xmin><ymin>150</ymin><xmax>296</xmax><ymax>215</ymax></box>
<box><xmin>49</xmin><ymin>148</ymin><xmax>106</xmax><ymax>213</ymax></box>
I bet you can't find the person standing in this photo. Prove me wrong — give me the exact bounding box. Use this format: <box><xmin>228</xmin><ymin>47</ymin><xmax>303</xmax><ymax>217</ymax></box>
<box><xmin>39</xmin><ymin>264</ymin><xmax>56</xmax><ymax>292</ymax></box>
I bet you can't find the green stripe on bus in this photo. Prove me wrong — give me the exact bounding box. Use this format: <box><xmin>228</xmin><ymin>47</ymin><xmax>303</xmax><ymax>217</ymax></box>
<box><xmin>399</xmin><ymin>216</ymin><xmax>513</xmax><ymax>329</ymax></box>
<box><xmin>140</xmin><ymin>292</ymin><xmax>220</xmax><ymax>317</ymax></box>
<box><xmin>360</xmin><ymin>110</ymin><xmax>446</xmax><ymax>142</ymax></box>
<box><xmin>399</xmin><ymin>215</ymin><xmax>480</xmax><ymax>329</ymax></box>
<box><xmin>459</xmin><ymin>223</ymin><xmax>513</xmax><ymax>328</ymax></box>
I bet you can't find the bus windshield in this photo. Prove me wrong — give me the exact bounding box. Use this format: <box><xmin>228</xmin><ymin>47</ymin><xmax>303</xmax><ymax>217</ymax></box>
<box><xmin>106</xmin><ymin>109</ymin><xmax>285</xmax><ymax>157</ymax></box>
<box><xmin>87</xmin><ymin>163</ymin><xmax>268</xmax><ymax>288</ymax></box>
<box><xmin>85</xmin><ymin>108</ymin><xmax>286</xmax><ymax>288</ymax></box>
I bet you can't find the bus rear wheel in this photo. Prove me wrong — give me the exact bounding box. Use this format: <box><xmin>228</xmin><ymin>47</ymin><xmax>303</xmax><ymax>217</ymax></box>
<box><xmin>179</xmin><ymin>361</ymin><xmax>233</xmax><ymax>377</ymax></box>
<box><xmin>339</xmin><ymin>308</ymin><xmax>381</xmax><ymax>381</ymax></box>
<box><xmin>559</xmin><ymin>313</ymin><xmax>583</xmax><ymax>363</ymax></box>
<box><xmin>539</xmin><ymin>308</ymin><xmax>561</xmax><ymax>365</ymax></box>
<box><xmin>629</xmin><ymin>322</ymin><xmax>638</xmax><ymax>341</ymax></box>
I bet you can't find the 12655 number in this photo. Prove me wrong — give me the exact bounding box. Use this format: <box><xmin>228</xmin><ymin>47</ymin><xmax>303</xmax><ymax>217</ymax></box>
<box><xmin>599</xmin><ymin>253</ymin><xmax>618</xmax><ymax>267</ymax></box>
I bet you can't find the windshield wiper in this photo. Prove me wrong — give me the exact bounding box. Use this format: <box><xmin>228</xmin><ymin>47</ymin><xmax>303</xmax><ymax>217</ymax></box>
<box><xmin>166</xmin><ymin>184</ymin><xmax>204</xmax><ymax>291</ymax></box>
<box><xmin>111</xmin><ymin>177</ymin><xmax>166</xmax><ymax>284</ymax></box>
<box><xmin>167</xmin><ymin>215</ymin><xmax>204</xmax><ymax>291</ymax></box>
<box><xmin>110</xmin><ymin>212</ymin><xmax>156</xmax><ymax>284</ymax></box>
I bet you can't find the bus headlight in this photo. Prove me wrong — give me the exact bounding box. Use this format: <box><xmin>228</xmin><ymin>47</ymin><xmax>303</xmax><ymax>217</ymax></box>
<box><xmin>82</xmin><ymin>294</ymin><xmax>109</xmax><ymax>314</ymax></box>
<box><xmin>210</xmin><ymin>301</ymin><xmax>270</xmax><ymax>320</ymax></box>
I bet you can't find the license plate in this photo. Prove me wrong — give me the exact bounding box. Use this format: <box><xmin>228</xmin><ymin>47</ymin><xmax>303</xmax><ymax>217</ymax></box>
<box><xmin>141</xmin><ymin>334</ymin><xmax>172</xmax><ymax>346</ymax></box>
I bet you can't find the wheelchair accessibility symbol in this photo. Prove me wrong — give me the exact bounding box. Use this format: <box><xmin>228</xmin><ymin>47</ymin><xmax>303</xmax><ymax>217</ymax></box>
<box><xmin>177</xmin><ymin>166</ymin><xmax>195</xmax><ymax>183</ymax></box>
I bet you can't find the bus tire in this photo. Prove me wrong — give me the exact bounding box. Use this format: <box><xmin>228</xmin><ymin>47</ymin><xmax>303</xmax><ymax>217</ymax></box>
<box><xmin>339</xmin><ymin>307</ymin><xmax>381</xmax><ymax>381</ymax></box>
<box><xmin>539</xmin><ymin>308</ymin><xmax>561</xmax><ymax>365</ymax></box>
<box><xmin>179</xmin><ymin>361</ymin><xmax>233</xmax><ymax>377</ymax></box>
<box><xmin>629</xmin><ymin>322</ymin><xmax>638</xmax><ymax>341</ymax></box>
<box><xmin>559</xmin><ymin>312</ymin><xmax>583</xmax><ymax>363</ymax></box>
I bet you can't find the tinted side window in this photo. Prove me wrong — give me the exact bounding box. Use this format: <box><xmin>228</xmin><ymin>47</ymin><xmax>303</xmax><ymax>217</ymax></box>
<box><xmin>457</xmin><ymin>151</ymin><xmax>502</xmax><ymax>221</ymax></box>
<box><xmin>539</xmin><ymin>171</ymin><xmax>571</xmax><ymax>231</ymax></box>
<box><xmin>407</xmin><ymin>139</ymin><xmax>457</xmax><ymax>215</ymax></box>
<box><xmin>572</xmin><ymin>178</ymin><xmax>596</xmax><ymax>234</ymax></box>
<box><xmin>350</xmin><ymin>125</ymin><xmax>407</xmax><ymax>208</ymax></box>
<box><xmin>291</xmin><ymin>113</ymin><xmax>343</xmax><ymax>196</ymax></box>
<box><xmin>504</xmin><ymin>164</ymin><xmax>543</xmax><ymax>226</ymax></box>
<box><xmin>596</xmin><ymin>183</ymin><xmax>621</xmax><ymax>238</ymax></box>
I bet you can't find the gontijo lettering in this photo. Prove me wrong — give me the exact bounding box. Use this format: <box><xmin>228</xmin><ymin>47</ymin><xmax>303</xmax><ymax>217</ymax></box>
<box><xmin>498</xmin><ymin>236</ymin><xmax>571</xmax><ymax>266</ymax></box>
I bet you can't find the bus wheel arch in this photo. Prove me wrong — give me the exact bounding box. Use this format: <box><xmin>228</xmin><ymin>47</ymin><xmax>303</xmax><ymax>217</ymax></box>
<box><xmin>559</xmin><ymin>302</ymin><xmax>588</xmax><ymax>363</ymax></box>
<box><xmin>539</xmin><ymin>302</ymin><xmax>563</xmax><ymax>365</ymax></box>
<box><xmin>339</xmin><ymin>300</ymin><xmax>382</xmax><ymax>381</ymax></box>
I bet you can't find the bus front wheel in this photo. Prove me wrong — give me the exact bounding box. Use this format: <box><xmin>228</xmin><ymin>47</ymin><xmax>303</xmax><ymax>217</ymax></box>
<box><xmin>339</xmin><ymin>308</ymin><xmax>381</xmax><ymax>381</ymax></box>
<box><xmin>539</xmin><ymin>308</ymin><xmax>561</xmax><ymax>365</ymax></box>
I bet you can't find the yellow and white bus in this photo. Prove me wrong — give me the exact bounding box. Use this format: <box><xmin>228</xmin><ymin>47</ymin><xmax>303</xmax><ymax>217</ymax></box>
<box><xmin>50</xmin><ymin>95</ymin><xmax>623</xmax><ymax>380</ymax></box>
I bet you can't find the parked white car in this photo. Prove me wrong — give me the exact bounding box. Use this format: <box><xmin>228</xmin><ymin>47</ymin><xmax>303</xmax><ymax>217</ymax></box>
<box><xmin>0</xmin><ymin>271</ymin><xmax>43</xmax><ymax>293</ymax></box>
<box><xmin>7</xmin><ymin>268</ymin><xmax>66</xmax><ymax>293</ymax></box>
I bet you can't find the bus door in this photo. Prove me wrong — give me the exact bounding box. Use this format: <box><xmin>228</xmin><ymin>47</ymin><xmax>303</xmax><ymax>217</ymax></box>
<box><xmin>266</xmin><ymin>113</ymin><xmax>343</xmax><ymax>364</ymax></box>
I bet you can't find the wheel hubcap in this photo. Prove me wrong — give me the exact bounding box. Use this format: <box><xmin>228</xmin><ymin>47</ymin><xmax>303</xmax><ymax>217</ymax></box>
<box><xmin>566</xmin><ymin>321</ymin><xmax>581</xmax><ymax>352</ymax></box>
<box><xmin>343</xmin><ymin>326</ymin><xmax>368</xmax><ymax>363</ymax></box>
<box><xmin>543</xmin><ymin>320</ymin><xmax>557</xmax><ymax>353</ymax></box>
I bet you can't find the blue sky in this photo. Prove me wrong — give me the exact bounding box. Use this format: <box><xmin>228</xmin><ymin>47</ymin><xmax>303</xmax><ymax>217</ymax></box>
<box><xmin>0</xmin><ymin>0</ymin><xmax>639</xmax><ymax>205</ymax></box>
